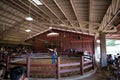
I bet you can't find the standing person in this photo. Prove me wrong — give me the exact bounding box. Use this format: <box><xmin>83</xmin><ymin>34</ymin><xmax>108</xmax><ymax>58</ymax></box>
<box><xmin>113</xmin><ymin>56</ymin><xmax>120</xmax><ymax>69</ymax></box>
<box><xmin>48</xmin><ymin>48</ymin><xmax>57</xmax><ymax>64</ymax></box>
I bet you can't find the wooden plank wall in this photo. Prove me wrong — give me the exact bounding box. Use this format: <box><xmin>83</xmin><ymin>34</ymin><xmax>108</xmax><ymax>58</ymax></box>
<box><xmin>26</xmin><ymin>29</ymin><xmax>94</xmax><ymax>54</ymax></box>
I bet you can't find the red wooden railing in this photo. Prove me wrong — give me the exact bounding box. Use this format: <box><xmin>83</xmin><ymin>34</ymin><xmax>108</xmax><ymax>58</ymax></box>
<box><xmin>57</xmin><ymin>55</ymin><xmax>94</xmax><ymax>79</ymax></box>
<box><xmin>2</xmin><ymin>53</ymin><xmax>95</xmax><ymax>79</ymax></box>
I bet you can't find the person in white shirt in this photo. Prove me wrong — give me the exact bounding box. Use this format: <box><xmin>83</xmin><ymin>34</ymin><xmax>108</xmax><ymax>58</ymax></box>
<box><xmin>48</xmin><ymin>48</ymin><xmax>57</xmax><ymax>64</ymax></box>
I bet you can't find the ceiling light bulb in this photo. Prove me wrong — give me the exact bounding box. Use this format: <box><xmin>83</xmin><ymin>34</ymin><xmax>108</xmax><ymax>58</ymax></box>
<box><xmin>26</xmin><ymin>16</ymin><xmax>33</xmax><ymax>21</ymax></box>
<box><xmin>32</xmin><ymin>0</ymin><xmax>43</xmax><ymax>5</ymax></box>
<box><xmin>49</xmin><ymin>27</ymin><xmax>52</xmax><ymax>29</ymax></box>
<box><xmin>25</xmin><ymin>29</ymin><xmax>31</xmax><ymax>32</ymax></box>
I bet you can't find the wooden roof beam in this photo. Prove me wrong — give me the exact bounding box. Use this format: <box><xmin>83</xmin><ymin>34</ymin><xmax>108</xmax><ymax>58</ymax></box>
<box><xmin>0</xmin><ymin>1</ymin><xmax>48</xmax><ymax>34</ymax></box>
<box><xmin>88</xmin><ymin>0</ymin><xmax>93</xmax><ymax>34</ymax></box>
<box><xmin>9</xmin><ymin>0</ymin><xmax>45</xmax><ymax>20</ymax></box>
<box><xmin>98</xmin><ymin>0</ymin><xmax>120</xmax><ymax>32</ymax></box>
<box><xmin>54</xmin><ymin>0</ymin><xmax>78</xmax><ymax>31</ymax></box>
<box><xmin>0</xmin><ymin>14</ymin><xmax>20</xmax><ymax>22</ymax></box>
<box><xmin>70</xmin><ymin>0</ymin><xmax>83</xmax><ymax>32</ymax></box>
<box><xmin>17</xmin><ymin>0</ymin><xmax>48</xmax><ymax>20</ymax></box>
<box><xmin>0</xmin><ymin>0</ymin><xmax>41</xmax><ymax>20</ymax></box>
<box><xmin>40</xmin><ymin>0</ymin><xmax>64</xmax><ymax>24</ymax></box>
<box><xmin>29</xmin><ymin>0</ymin><xmax>55</xmax><ymax>19</ymax></box>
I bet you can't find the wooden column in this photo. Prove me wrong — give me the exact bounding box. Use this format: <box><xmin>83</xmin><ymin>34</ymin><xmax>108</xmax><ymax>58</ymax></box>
<box><xmin>80</xmin><ymin>56</ymin><xmax>84</xmax><ymax>75</ymax></box>
<box><xmin>100</xmin><ymin>32</ymin><xmax>107</xmax><ymax>67</ymax></box>
<box><xmin>94</xmin><ymin>39</ymin><xmax>99</xmax><ymax>62</ymax></box>
<box><xmin>92</xmin><ymin>54</ymin><xmax>95</xmax><ymax>69</ymax></box>
<box><xmin>57</xmin><ymin>57</ymin><xmax>60</xmax><ymax>79</ymax></box>
<box><xmin>93</xmin><ymin>39</ymin><xmax>97</xmax><ymax>68</ymax></box>
<box><xmin>26</xmin><ymin>56</ymin><xmax>30</xmax><ymax>78</ymax></box>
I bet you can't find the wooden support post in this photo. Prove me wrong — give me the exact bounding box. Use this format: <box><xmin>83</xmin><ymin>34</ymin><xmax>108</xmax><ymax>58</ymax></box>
<box><xmin>57</xmin><ymin>57</ymin><xmax>60</xmax><ymax>79</ymax></box>
<box><xmin>6</xmin><ymin>56</ymin><xmax>10</xmax><ymax>71</ymax></box>
<box><xmin>100</xmin><ymin>32</ymin><xmax>107</xmax><ymax>67</ymax></box>
<box><xmin>92</xmin><ymin>54</ymin><xmax>95</xmax><ymax>69</ymax></box>
<box><xmin>80</xmin><ymin>56</ymin><xmax>84</xmax><ymax>75</ymax></box>
<box><xmin>26</xmin><ymin>56</ymin><xmax>30</xmax><ymax>78</ymax></box>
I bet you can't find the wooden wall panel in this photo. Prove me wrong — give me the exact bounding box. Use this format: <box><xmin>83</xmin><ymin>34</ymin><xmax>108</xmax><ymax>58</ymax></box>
<box><xmin>26</xmin><ymin>29</ymin><xmax>95</xmax><ymax>54</ymax></box>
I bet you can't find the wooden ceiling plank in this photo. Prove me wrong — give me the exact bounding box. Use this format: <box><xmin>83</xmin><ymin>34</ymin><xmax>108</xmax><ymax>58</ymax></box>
<box><xmin>8</xmin><ymin>0</ymin><xmax>43</xmax><ymax>20</ymax></box>
<box><xmin>1</xmin><ymin>0</ymin><xmax>48</xmax><ymax>22</ymax></box>
<box><xmin>30</xmin><ymin>1</ymin><xmax>57</xmax><ymax>19</ymax></box>
<box><xmin>40</xmin><ymin>0</ymin><xmax>76</xmax><ymax>31</ymax></box>
<box><xmin>1</xmin><ymin>19</ymin><xmax>26</xmax><ymax>36</ymax></box>
<box><xmin>88</xmin><ymin>0</ymin><xmax>93</xmax><ymax>34</ymax></box>
<box><xmin>18</xmin><ymin>0</ymin><xmax>48</xmax><ymax>20</ymax></box>
<box><xmin>54</xmin><ymin>0</ymin><xmax>79</xmax><ymax>31</ymax></box>
<box><xmin>0</xmin><ymin>7</ymin><xmax>23</xmax><ymax>20</ymax></box>
<box><xmin>0</xmin><ymin>13</ymin><xmax>19</xmax><ymax>22</ymax></box>
<box><xmin>40</xmin><ymin>0</ymin><xmax>65</xmax><ymax>24</ymax></box>
<box><xmin>0</xmin><ymin>1</ymin><xmax>49</xmax><ymax>35</ymax></box>
<box><xmin>0</xmin><ymin>24</ymin><xmax>11</xmax><ymax>31</ymax></box>
<box><xmin>70</xmin><ymin>0</ymin><xmax>84</xmax><ymax>32</ymax></box>
<box><xmin>0</xmin><ymin>19</ymin><xmax>14</xmax><ymax>26</ymax></box>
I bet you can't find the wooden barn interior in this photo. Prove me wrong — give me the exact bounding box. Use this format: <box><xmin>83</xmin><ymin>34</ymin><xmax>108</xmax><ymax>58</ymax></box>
<box><xmin>0</xmin><ymin>0</ymin><xmax>120</xmax><ymax>80</ymax></box>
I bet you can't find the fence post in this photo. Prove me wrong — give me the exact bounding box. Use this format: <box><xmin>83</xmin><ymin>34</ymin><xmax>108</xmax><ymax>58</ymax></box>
<box><xmin>26</xmin><ymin>55</ymin><xmax>30</xmax><ymax>78</ymax></box>
<box><xmin>92</xmin><ymin>54</ymin><xmax>95</xmax><ymax>69</ymax></box>
<box><xmin>6</xmin><ymin>55</ymin><xmax>10</xmax><ymax>71</ymax></box>
<box><xmin>80</xmin><ymin>56</ymin><xmax>84</xmax><ymax>75</ymax></box>
<box><xmin>57</xmin><ymin>57</ymin><xmax>60</xmax><ymax>79</ymax></box>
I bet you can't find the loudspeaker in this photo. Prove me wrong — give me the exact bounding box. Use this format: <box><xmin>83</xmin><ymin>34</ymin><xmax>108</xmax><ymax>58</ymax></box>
<box><xmin>77</xmin><ymin>36</ymin><xmax>81</xmax><ymax>40</ymax></box>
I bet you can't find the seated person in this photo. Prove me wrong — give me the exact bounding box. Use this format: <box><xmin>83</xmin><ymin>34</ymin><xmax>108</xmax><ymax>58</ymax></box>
<box><xmin>0</xmin><ymin>60</ymin><xmax>9</xmax><ymax>79</ymax></box>
<box><xmin>0</xmin><ymin>64</ymin><xmax>5</xmax><ymax>79</ymax></box>
<box><xmin>10</xmin><ymin>66</ymin><xmax>28</xmax><ymax>80</ymax></box>
<box><xmin>0</xmin><ymin>60</ymin><xmax>5</xmax><ymax>64</ymax></box>
<box><xmin>112</xmin><ymin>56</ymin><xmax>120</xmax><ymax>70</ymax></box>
<box><xmin>107</xmin><ymin>54</ymin><xmax>114</xmax><ymax>65</ymax></box>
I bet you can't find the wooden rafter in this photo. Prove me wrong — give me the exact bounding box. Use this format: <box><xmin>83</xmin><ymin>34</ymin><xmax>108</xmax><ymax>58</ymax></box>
<box><xmin>54</xmin><ymin>0</ymin><xmax>77</xmax><ymax>30</ymax></box>
<box><xmin>98</xmin><ymin>0</ymin><xmax>120</xmax><ymax>32</ymax></box>
<box><xmin>70</xmin><ymin>0</ymin><xmax>83</xmax><ymax>32</ymax></box>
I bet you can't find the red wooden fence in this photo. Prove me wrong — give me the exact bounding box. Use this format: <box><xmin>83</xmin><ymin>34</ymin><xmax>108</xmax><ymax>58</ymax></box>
<box><xmin>3</xmin><ymin>54</ymin><xmax>95</xmax><ymax>79</ymax></box>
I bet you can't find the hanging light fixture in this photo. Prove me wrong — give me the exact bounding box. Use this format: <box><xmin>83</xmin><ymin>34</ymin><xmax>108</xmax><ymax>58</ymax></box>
<box><xmin>25</xmin><ymin>29</ymin><xmax>31</xmax><ymax>32</ymax></box>
<box><xmin>47</xmin><ymin>27</ymin><xmax>59</xmax><ymax>37</ymax></box>
<box><xmin>26</xmin><ymin>1</ymin><xmax>33</xmax><ymax>21</ymax></box>
<box><xmin>26</xmin><ymin>16</ymin><xmax>33</xmax><ymax>21</ymax></box>
<box><xmin>47</xmin><ymin>32</ymin><xmax>59</xmax><ymax>37</ymax></box>
<box><xmin>25</xmin><ymin>20</ymin><xmax>32</xmax><ymax>33</ymax></box>
<box><xmin>31</xmin><ymin>0</ymin><xmax>43</xmax><ymax>5</ymax></box>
